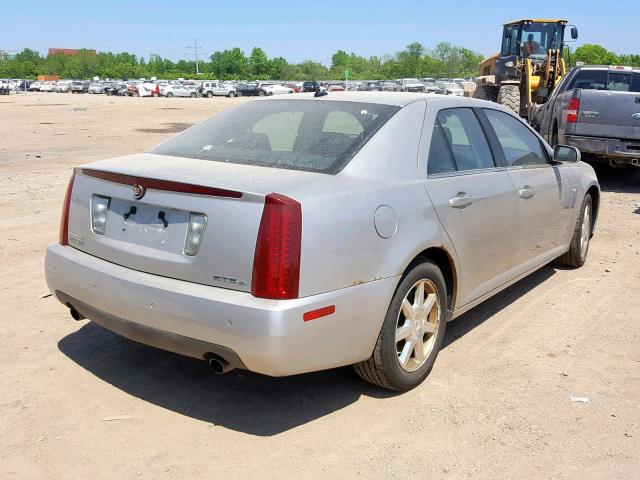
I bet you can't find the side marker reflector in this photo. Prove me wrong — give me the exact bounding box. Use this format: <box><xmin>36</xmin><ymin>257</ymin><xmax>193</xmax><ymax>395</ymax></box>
<box><xmin>303</xmin><ymin>305</ymin><xmax>336</xmax><ymax>322</ymax></box>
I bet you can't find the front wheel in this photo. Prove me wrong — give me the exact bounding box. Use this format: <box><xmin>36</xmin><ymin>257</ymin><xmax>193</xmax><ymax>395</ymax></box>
<box><xmin>190</xmin><ymin>92</ymin><xmax>196</xmax><ymax>98</ymax></box>
<box><xmin>497</xmin><ymin>84</ymin><xmax>521</xmax><ymax>115</ymax></box>
<box><xmin>354</xmin><ymin>260</ymin><xmax>447</xmax><ymax>391</ymax></box>
<box><xmin>555</xmin><ymin>194</ymin><xmax>593</xmax><ymax>268</ymax></box>
<box><xmin>228</xmin><ymin>91</ymin><xmax>236</xmax><ymax>97</ymax></box>
<box><xmin>166</xmin><ymin>92</ymin><xmax>173</xmax><ymax>98</ymax></box>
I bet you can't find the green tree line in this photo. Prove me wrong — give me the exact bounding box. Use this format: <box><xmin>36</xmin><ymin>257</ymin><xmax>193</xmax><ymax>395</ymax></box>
<box><xmin>1</xmin><ymin>43</ymin><xmax>637</xmax><ymax>81</ymax></box>
<box><xmin>0</xmin><ymin>43</ymin><xmax>482</xmax><ymax>80</ymax></box>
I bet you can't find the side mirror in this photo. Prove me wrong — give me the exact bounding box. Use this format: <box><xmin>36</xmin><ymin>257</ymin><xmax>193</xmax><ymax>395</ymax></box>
<box><xmin>571</xmin><ymin>26</ymin><xmax>579</xmax><ymax>40</ymax></box>
<box><xmin>554</xmin><ymin>145</ymin><xmax>581</xmax><ymax>163</ymax></box>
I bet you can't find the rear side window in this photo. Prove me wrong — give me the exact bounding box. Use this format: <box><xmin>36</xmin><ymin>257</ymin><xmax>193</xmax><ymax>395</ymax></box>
<box><xmin>427</xmin><ymin>121</ymin><xmax>456</xmax><ymax>175</ymax></box>
<box><xmin>569</xmin><ymin>69</ymin><xmax>640</xmax><ymax>93</ymax></box>
<box><xmin>484</xmin><ymin>109</ymin><xmax>547</xmax><ymax>167</ymax></box>
<box><xmin>150</xmin><ymin>100</ymin><xmax>399</xmax><ymax>174</ymax></box>
<box><xmin>436</xmin><ymin>108</ymin><xmax>495</xmax><ymax>171</ymax></box>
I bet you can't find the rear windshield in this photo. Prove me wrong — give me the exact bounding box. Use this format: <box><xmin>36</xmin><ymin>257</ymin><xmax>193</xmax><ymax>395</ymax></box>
<box><xmin>569</xmin><ymin>70</ymin><xmax>640</xmax><ymax>93</ymax></box>
<box><xmin>150</xmin><ymin>99</ymin><xmax>399</xmax><ymax>174</ymax></box>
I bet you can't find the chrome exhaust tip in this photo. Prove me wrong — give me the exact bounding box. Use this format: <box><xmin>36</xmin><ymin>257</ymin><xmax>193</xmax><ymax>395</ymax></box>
<box><xmin>69</xmin><ymin>307</ymin><xmax>85</xmax><ymax>321</ymax></box>
<box><xmin>208</xmin><ymin>357</ymin><xmax>233</xmax><ymax>374</ymax></box>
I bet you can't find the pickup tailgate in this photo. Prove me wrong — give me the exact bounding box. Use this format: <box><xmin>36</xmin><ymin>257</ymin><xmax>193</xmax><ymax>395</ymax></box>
<box><xmin>66</xmin><ymin>153</ymin><xmax>321</xmax><ymax>292</ymax></box>
<box><xmin>573</xmin><ymin>90</ymin><xmax>640</xmax><ymax>140</ymax></box>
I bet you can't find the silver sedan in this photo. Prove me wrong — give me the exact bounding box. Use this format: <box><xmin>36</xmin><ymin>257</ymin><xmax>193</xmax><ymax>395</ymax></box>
<box><xmin>45</xmin><ymin>93</ymin><xmax>599</xmax><ymax>391</ymax></box>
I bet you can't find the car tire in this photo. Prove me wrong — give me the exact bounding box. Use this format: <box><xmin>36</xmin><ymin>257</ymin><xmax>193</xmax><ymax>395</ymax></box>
<box><xmin>555</xmin><ymin>194</ymin><xmax>593</xmax><ymax>268</ymax></box>
<box><xmin>206</xmin><ymin>91</ymin><xmax>213</xmax><ymax>98</ymax></box>
<box><xmin>190</xmin><ymin>92</ymin><xmax>196</xmax><ymax>98</ymax></box>
<box><xmin>258</xmin><ymin>90</ymin><xmax>266</xmax><ymax>96</ymax></box>
<box><xmin>497</xmin><ymin>84</ymin><xmax>521</xmax><ymax>115</ymax></box>
<box><xmin>228</xmin><ymin>91</ymin><xmax>236</xmax><ymax>98</ymax></box>
<box><xmin>354</xmin><ymin>260</ymin><xmax>447</xmax><ymax>391</ymax></box>
<box><xmin>166</xmin><ymin>92</ymin><xmax>173</xmax><ymax>98</ymax></box>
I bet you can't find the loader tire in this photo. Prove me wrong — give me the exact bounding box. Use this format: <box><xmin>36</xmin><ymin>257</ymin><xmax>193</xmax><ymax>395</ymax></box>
<box><xmin>497</xmin><ymin>84</ymin><xmax>521</xmax><ymax>115</ymax></box>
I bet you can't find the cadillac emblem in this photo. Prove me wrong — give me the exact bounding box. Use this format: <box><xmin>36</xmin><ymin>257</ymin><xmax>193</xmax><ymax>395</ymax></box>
<box><xmin>132</xmin><ymin>184</ymin><xmax>146</xmax><ymax>199</ymax></box>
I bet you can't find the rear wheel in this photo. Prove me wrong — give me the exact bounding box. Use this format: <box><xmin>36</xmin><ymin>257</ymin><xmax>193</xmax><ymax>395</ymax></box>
<box><xmin>555</xmin><ymin>194</ymin><xmax>593</xmax><ymax>268</ymax></box>
<box><xmin>473</xmin><ymin>85</ymin><xmax>499</xmax><ymax>102</ymax></box>
<box><xmin>228</xmin><ymin>91</ymin><xmax>236</xmax><ymax>97</ymax></box>
<box><xmin>190</xmin><ymin>92</ymin><xmax>196</xmax><ymax>98</ymax></box>
<box><xmin>258</xmin><ymin>90</ymin><xmax>266</xmax><ymax>96</ymax></box>
<box><xmin>497</xmin><ymin>84</ymin><xmax>521</xmax><ymax>115</ymax></box>
<box><xmin>206</xmin><ymin>91</ymin><xmax>213</xmax><ymax>98</ymax></box>
<box><xmin>354</xmin><ymin>261</ymin><xmax>447</xmax><ymax>391</ymax></box>
<box><xmin>166</xmin><ymin>92</ymin><xmax>173</xmax><ymax>98</ymax></box>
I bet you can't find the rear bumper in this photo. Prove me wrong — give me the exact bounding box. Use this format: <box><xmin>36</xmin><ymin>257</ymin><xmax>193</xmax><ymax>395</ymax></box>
<box><xmin>565</xmin><ymin>135</ymin><xmax>640</xmax><ymax>160</ymax></box>
<box><xmin>45</xmin><ymin>244</ymin><xmax>397</xmax><ymax>376</ymax></box>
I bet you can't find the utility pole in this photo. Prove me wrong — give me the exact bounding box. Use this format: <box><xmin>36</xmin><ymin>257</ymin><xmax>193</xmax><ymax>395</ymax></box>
<box><xmin>186</xmin><ymin>39</ymin><xmax>203</xmax><ymax>75</ymax></box>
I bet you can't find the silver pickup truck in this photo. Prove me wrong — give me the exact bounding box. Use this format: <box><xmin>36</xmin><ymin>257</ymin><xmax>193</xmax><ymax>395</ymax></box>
<box><xmin>535</xmin><ymin>65</ymin><xmax>640</xmax><ymax>167</ymax></box>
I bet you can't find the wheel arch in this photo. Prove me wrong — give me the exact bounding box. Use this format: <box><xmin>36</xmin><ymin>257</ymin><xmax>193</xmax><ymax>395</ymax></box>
<box><xmin>402</xmin><ymin>247</ymin><xmax>458</xmax><ymax>315</ymax></box>
<box><xmin>586</xmin><ymin>184</ymin><xmax>600</xmax><ymax>236</ymax></box>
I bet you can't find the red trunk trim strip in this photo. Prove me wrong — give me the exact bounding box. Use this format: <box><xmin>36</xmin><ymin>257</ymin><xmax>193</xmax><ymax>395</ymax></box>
<box><xmin>303</xmin><ymin>305</ymin><xmax>336</xmax><ymax>322</ymax></box>
<box><xmin>81</xmin><ymin>169</ymin><xmax>243</xmax><ymax>198</ymax></box>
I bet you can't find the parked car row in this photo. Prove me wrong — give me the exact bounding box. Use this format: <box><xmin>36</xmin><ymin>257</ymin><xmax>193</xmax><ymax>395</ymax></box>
<box><xmin>17</xmin><ymin>77</ymin><xmax>477</xmax><ymax>98</ymax></box>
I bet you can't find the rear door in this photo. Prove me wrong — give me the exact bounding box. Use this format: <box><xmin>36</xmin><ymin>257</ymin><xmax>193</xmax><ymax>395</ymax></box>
<box><xmin>423</xmin><ymin>107</ymin><xmax>519</xmax><ymax>307</ymax></box>
<box><xmin>482</xmin><ymin>108</ymin><xmax>573</xmax><ymax>277</ymax></box>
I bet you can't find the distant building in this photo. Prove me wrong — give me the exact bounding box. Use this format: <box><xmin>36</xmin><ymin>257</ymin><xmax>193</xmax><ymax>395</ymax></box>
<box><xmin>0</xmin><ymin>50</ymin><xmax>17</xmax><ymax>60</ymax></box>
<box><xmin>48</xmin><ymin>48</ymin><xmax>97</xmax><ymax>56</ymax></box>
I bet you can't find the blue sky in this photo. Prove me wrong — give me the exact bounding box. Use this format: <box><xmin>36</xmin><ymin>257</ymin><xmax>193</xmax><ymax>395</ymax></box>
<box><xmin>2</xmin><ymin>1</ymin><xmax>639</xmax><ymax>65</ymax></box>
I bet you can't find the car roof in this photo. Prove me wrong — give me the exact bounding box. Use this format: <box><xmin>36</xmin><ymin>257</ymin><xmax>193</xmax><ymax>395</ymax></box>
<box><xmin>260</xmin><ymin>91</ymin><xmax>476</xmax><ymax>107</ymax></box>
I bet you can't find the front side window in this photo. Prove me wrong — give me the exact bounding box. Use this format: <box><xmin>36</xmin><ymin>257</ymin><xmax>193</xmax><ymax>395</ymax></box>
<box><xmin>436</xmin><ymin>108</ymin><xmax>495</xmax><ymax>171</ymax></box>
<box><xmin>484</xmin><ymin>109</ymin><xmax>547</xmax><ymax>167</ymax></box>
<box><xmin>150</xmin><ymin>100</ymin><xmax>399</xmax><ymax>174</ymax></box>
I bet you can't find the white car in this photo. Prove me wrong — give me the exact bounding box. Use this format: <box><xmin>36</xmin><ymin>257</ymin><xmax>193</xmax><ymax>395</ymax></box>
<box><xmin>40</xmin><ymin>82</ymin><xmax>55</xmax><ymax>92</ymax></box>
<box><xmin>137</xmin><ymin>82</ymin><xmax>161</xmax><ymax>97</ymax></box>
<box><xmin>55</xmin><ymin>80</ymin><xmax>73</xmax><ymax>93</ymax></box>
<box><xmin>88</xmin><ymin>82</ymin><xmax>105</xmax><ymax>94</ymax></box>
<box><xmin>160</xmin><ymin>84</ymin><xmax>198</xmax><ymax>98</ymax></box>
<box><xmin>260</xmin><ymin>83</ymin><xmax>294</xmax><ymax>95</ymax></box>
<box><xmin>201</xmin><ymin>80</ymin><xmax>237</xmax><ymax>98</ymax></box>
<box><xmin>397</xmin><ymin>78</ymin><xmax>426</xmax><ymax>93</ymax></box>
<box><xmin>443</xmin><ymin>82</ymin><xmax>465</xmax><ymax>97</ymax></box>
<box><xmin>29</xmin><ymin>81</ymin><xmax>42</xmax><ymax>91</ymax></box>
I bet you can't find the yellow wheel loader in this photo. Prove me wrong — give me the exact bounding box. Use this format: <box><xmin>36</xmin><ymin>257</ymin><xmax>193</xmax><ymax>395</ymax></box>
<box><xmin>474</xmin><ymin>19</ymin><xmax>578</xmax><ymax>127</ymax></box>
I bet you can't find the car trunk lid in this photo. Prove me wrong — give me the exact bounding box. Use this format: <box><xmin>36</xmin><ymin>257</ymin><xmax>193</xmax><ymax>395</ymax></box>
<box><xmin>66</xmin><ymin>153</ymin><xmax>322</xmax><ymax>292</ymax></box>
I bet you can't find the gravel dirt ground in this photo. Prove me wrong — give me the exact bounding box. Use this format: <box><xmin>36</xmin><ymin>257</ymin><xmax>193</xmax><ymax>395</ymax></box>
<box><xmin>1</xmin><ymin>93</ymin><xmax>639</xmax><ymax>480</ymax></box>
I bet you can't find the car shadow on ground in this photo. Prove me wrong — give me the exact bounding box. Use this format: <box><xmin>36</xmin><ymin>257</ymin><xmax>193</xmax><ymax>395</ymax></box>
<box><xmin>58</xmin><ymin>266</ymin><xmax>556</xmax><ymax>436</ymax></box>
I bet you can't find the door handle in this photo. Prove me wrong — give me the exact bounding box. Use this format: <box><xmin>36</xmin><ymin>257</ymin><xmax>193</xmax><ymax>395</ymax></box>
<box><xmin>449</xmin><ymin>193</ymin><xmax>474</xmax><ymax>209</ymax></box>
<box><xmin>519</xmin><ymin>186</ymin><xmax>535</xmax><ymax>199</ymax></box>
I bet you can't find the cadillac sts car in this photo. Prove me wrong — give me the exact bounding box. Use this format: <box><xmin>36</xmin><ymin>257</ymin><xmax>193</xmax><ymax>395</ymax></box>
<box><xmin>45</xmin><ymin>93</ymin><xmax>599</xmax><ymax>391</ymax></box>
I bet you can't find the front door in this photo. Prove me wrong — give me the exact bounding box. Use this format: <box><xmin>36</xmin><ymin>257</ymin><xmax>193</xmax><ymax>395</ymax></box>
<box><xmin>481</xmin><ymin>108</ymin><xmax>573</xmax><ymax>278</ymax></box>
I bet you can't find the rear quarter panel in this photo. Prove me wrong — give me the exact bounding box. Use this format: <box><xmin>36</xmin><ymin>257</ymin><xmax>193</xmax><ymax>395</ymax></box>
<box><xmin>286</xmin><ymin>100</ymin><xmax>456</xmax><ymax>299</ymax></box>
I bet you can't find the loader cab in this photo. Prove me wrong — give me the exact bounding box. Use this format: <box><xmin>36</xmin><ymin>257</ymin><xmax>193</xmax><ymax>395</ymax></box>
<box><xmin>500</xmin><ymin>20</ymin><xmax>571</xmax><ymax>61</ymax></box>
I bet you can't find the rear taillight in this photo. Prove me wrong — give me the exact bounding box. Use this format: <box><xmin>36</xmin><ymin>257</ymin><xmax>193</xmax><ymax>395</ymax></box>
<box><xmin>59</xmin><ymin>172</ymin><xmax>76</xmax><ymax>245</ymax></box>
<box><xmin>567</xmin><ymin>97</ymin><xmax>580</xmax><ymax>124</ymax></box>
<box><xmin>252</xmin><ymin>193</ymin><xmax>302</xmax><ymax>300</ymax></box>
